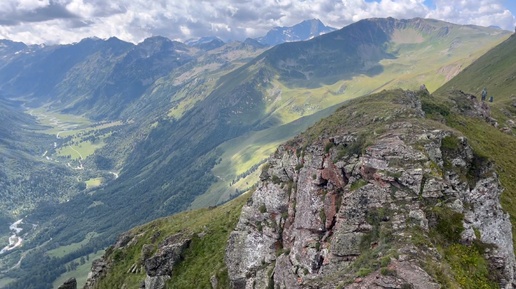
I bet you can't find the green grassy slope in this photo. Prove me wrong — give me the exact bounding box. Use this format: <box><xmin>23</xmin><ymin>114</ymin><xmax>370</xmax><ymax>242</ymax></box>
<box><xmin>93</xmin><ymin>194</ymin><xmax>249</xmax><ymax>289</ymax></box>
<box><xmin>436</xmin><ymin>34</ymin><xmax>516</xmax><ymax>101</ymax></box>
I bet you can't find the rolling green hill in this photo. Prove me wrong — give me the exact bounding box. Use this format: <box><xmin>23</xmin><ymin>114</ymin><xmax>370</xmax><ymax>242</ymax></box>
<box><xmin>436</xmin><ymin>33</ymin><xmax>516</xmax><ymax>101</ymax></box>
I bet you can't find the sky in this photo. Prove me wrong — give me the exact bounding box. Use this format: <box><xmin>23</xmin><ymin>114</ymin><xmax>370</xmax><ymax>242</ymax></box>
<box><xmin>0</xmin><ymin>0</ymin><xmax>515</xmax><ymax>45</ymax></box>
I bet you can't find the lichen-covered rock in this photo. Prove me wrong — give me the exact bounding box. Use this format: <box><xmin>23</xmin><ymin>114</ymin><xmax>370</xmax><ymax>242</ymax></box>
<box><xmin>225</xmin><ymin>92</ymin><xmax>516</xmax><ymax>288</ymax></box>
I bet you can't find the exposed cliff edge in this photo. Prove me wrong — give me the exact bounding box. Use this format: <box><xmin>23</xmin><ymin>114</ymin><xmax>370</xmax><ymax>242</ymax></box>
<box><xmin>225</xmin><ymin>90</ymin><xmax>516</xmax><ymax>288</ymax></box>
<box><xmin>82</xmin><ymin>89</ymin><xmax>516</xmax><ymax>288</ymax></box>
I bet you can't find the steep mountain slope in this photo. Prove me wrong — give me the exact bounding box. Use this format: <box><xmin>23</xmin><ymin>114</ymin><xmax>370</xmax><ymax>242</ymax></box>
<box><xmin>0</xmin><ymin>37</ymin><xmax>269</xmax><ymax>289</ymax></box>
<box><xmin>0</xmin><ymin>38</ymin><xmax>129</xmax><ymax>105</ymax></box>
<box><xmin>256</xmin><ymin>19</ymin><xmax>336</xmax><ymax>46</ymax></box>
<box><xmin>59</xmin><ymin>37</ymin><xmax>197</xmax><ymax>119</ymax></box>
<box><xmin>431</xmin><ymin>32</ymin><xmax>516</xmax><ymax>249</ymax></box>
<box><xmin>436</xmin><ymin>33</ymin><xmax>516</xmax><ymax>103</ymax></box>
<box><xmin>0</xmin><ymin>40</ymin><xmax>27</xmax><ymax>65</ymax></box>
<box><xmin>0</xmin><ymin>37</ymin><xmax>201</xmax><ymax>120</ymax></box>
<box><xmin>82</xmin><ymin>89</ymin><xmax>516</xmax><ymax>289</ymax></box>
<box><xmin>185</xmin><ymin>36</ymin><xmax>226</xmax><ymax>51</ymax></box>
<box><xmin>0</xmin><ymin>99</ymin><xmax>87</xmax><ymax>289</ymax></box>
<box><xmin>0</xmin><ymin>18</ymin><xmax>511</xmax><ymax>288</ymax></box>
<box><xmin>199</xmin><ymin>17</ymin><xmax>510</xmax><ymax>205</ymax></box>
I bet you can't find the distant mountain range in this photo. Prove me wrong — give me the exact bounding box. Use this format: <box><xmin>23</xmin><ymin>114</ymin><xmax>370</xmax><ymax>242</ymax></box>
<box><xmin>184</xmin><ymin>19</ymin><xmax>336</xmax><ymax>48</ymax></box>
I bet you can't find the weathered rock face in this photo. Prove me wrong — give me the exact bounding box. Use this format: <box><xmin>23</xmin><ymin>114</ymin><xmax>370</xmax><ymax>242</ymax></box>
<box><xmin>226</xmin><ymin>104</ymin><xmax>516</xmax><ymax>288</ymax></box>
<box><xmin>83</xmin><ymin>259</ymin><xmax>109</xmax><ymax>289</ymax></box>
<box><xmin>58</xmin><ymin>278</ymin><xmax>77</xmax><ymax>289</ymax></box>
<box><xmin>83</xmin><ymin>232</ymin><xmax>191</xmax><ymax>289</ymax></box>
<box><xmin>144</xmin><ymin>234</ymin><xmax>191</xmax><ymax>288</ymax></box>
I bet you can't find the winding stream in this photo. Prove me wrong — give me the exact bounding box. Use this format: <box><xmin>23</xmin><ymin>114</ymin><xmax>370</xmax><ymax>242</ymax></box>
<box><xmin>0</xmin><ymin>219</ymin><xmax>23</xmax><ymax>254</ymax></box>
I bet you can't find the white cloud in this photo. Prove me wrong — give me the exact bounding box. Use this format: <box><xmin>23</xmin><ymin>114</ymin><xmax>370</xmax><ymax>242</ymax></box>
<box><xmin>427</xmin><ymin>0</ymin><xmax>515</xmax><ymax>29</ymax></box>
<box><xmin>0</xmin><ymin>0</ymin><xmax>514</xmax><ymax>44</ymax></box>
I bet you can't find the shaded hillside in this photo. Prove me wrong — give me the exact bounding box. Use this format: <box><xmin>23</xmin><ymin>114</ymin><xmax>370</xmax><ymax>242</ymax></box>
<box><xmin>0</xmin><ymin>40</ymin><xmax>27</xmax><ymax>65</ymax></box>
<box><xmin>0</xmin><ymin>98</ymin><xmax>81</xmax><ymax>215</ymax></box>
<box><xmin>0</xmin><ymin>38</ymin><xmax>132</xmax><ymax>105</ymax></box>
<box><xmin>58</xmin><ymin>37</ymin><xmax>196</xmax><ymax>119</ymax></box>
<box><xmin>0</xmin><ymin>37</ymin><xmax>197</xmax><ymax>120</ymax></box>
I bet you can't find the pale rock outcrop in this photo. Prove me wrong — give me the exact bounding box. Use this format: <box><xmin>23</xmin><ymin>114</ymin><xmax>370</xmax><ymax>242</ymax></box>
<box><xmin>226</xmin><ymin>113</ymin><xmax>516</xmax><ymax>288</ymax></box>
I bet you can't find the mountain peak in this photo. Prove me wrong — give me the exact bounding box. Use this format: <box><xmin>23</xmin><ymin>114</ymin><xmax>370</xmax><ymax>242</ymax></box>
<box><xmin>185</xmin><ymin>36</ymin><xmax>225</xmax><ymax>51</ymax></box>
<box><xmin>256</xmin><ymin>18</ymin><xmax>336</xmax><ymax>46</ymax></box>
<box><xmin>141</xmin><ymin>35</ymin><xmax>173</xmax><ymax>45</ymax></box>
<box><xmin>0</xmin><ymin>39</ymin><xmax>27</xmax><ymax>54</ymax></box>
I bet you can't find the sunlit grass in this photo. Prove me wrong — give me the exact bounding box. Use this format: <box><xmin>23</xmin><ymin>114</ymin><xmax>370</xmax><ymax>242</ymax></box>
<box><xmin>95</xmin><ymin>194</ymin><xmax>249</xmax><ymax>289</ymax></box>
<box><xmin>85</xmin><ymin>178</ymin><xmax>103</xmax><ymax>189</ymax></box>
<box><xmin>52</xmin><ymin>250</ymin><xmax>105</xmax><ymax>289</ymax></box>
<box><xmin>56</xmin><ymin>141</ymin><xmax>104</xmax><ymax>160</ymax></box>
<box><xmin>0</xmin><ymin>277</ymin><xmax>15</xmax><ymax>287</ymax></box>
<box><xmin>46</xmin><ymin>232</ymin><xmax>99</xmax><ymax>258</ymax></box>
<box><xmin>29</xmin><ymin>108</ymin><xmax>91</xmax><ymax>135</ymax></box>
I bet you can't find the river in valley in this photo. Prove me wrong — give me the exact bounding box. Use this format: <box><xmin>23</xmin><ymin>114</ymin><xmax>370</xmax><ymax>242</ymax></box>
<box><xmin>0</xmin><ymin>219</ymin><xmax>23</xmax><ymax>254</ymax></box>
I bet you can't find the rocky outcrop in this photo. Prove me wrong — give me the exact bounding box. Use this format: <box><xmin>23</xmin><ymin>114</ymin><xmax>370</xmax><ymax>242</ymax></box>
<box><xmin>84</xmin><ymin>232</ymin><xmax>191</xmax><ymax>289</ymax></box>
<box><xmin>58</xmin><ymin>278</ymin><xmax>77</xmax><ymax>289</ymax></box>
<box><xmin>225</xmin><ymin>92</ymin><xmax>516</xmax><ymax>288</ymax></box>
<box><xmin>143</xmin><ymin>234</ymin><xmax>191</xmax><ymax>289</ymax></box>
<box><xmin>83</xmin><ymin>259</ymin><xmax>109</xmax><ymax>289</ymax></box>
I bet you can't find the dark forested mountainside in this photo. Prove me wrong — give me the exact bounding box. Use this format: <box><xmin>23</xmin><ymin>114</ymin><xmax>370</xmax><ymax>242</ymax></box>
<box><xmin>0</xmin><ymin>98</ymin><xmax>81</xmax><ymax>215</ymax></box>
